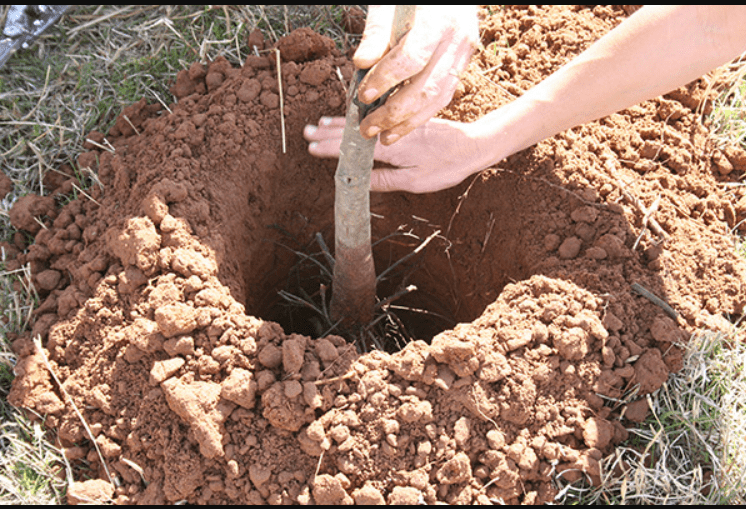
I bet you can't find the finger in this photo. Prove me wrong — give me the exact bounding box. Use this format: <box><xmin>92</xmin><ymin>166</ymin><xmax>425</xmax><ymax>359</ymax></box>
<box><xmin>353</xmin><ymin>5</ymin><xmax>396</xmax><ymax>70</ymax></box>
<box><xmin>304</xmin><ymin>124</ymin><xmax>345</xmax><ymax>142</ymax></box>
<box><xmin>307</xmin><ymin>138</ymin><xmax>343</xmax><ymax>159</ymax></box>
<box><xmin>360</xmin><ymin>45</ymin><xmax>457</xmax><ymax>138</ymax></box>
<box><xmin>366</xmin><ymin>74</ymin><xmax>458</xmax><ymax>143</ymax></box>
<box><xmin>358</xmin><ymin>10</ymin><xmax>444</xmax><ymax>104</ymax></box>
<box><xmin>379</xmin><ymin>101</ymin><xmax>446</xmax><ymax>146</ymax></box>
<box><xmin>363</xmin><ymin>33</ymin><xmax>475</xmax><ymax>141</ymax></box>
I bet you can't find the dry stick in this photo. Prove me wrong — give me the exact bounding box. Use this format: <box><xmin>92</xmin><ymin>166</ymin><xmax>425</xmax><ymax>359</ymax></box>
<box><xmin>67</xmin><ymin>6</ymin><xmax>134</xmax><ymax>36</ymax></box>
<box><xmin>632</xmin><ymin>195</ymin><xmax>660</xmax><ymax>251</ymax></box>
<box><xmin>72</xmin><ymin>183</ymin><xmax>102</xmax><ymax>206</ymax></box>
<box><xmin>481</xmin><ymin>212</ymin><xmax>496</xmax><ymax>255</ymax></box>
<box><xmin>375</xmin><ymin>284</ymin><xmax>417</xmax><ymax>311</ymax></box>
<box><xmin>315</xmin><ymin>232</ymin><xmax>335</xmax><ymax>271</ymax></box>
<box><xmin>275</xmin><ymin>48</ymin><xmax>286</xmax><ymax>154</ymax></box>
<box><xmin>376</xmin><ymin>229</ymin><xmax>441</xmax><ymax>283</ymax></box>
<box><xmin>605</xmin><ymin>159</ymin><xmax>668</xmax><ymax>241</ymax></box>
<box><xmin>446</xmin><ymin>173</ymin><xmax>481</xmax><ymax>239</ymax></box>
<box><xmin>21</xmin><ymin>65</ymin><xmax>51</xmax><ymax>122</ymax></box>
<box><xmin>622</xmin><ymin>188</ymin><xmax>667</xmax><ymax>243</ymax></box>
<box><xmin>150</xmin><ymin>89</ymin><xmax>172</xmax><ymax>114</ymax></box>
<box><xmin>257</xmin><ymin>6</ymin><xmax>278</xmax><ymax>42</ymax></box>
<box><xmin>26</xmin><ymin>142</ymin><xmax>46</xmax><ymax>196</ymax></box>
<box><xmin>631</xmin><ymin>282</ymin><xmax>679</xmax><ymax>320</ymax></box>
<box><xmin>32</xmin><ymin>335</ymin><xmax>116</xmax><ymax>488</ymax></box>
<box><xmin>122</xmin><ymin>115</ymin><xmax>140</xmax><ymax>136</ymax></box>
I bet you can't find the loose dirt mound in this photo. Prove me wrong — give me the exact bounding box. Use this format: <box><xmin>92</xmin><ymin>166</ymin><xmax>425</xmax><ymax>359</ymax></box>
<box><xmin>7</xmin><ymin>6</ymin><xmax>746</xmax><ymax>504</ymax></box>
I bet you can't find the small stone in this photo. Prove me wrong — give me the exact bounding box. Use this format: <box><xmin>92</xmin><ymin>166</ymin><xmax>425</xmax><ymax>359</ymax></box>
<box><xmin>150</xmin><ymin>357</ymin><xmax>185</xmax><ymax>384</ymax></box>
<box><xmin>558</xmin><ymin>236</ymin><xmax>582</xmax><ymax>259</ymax></box>
<box><xmin>353</xmin><ymin>483</ymin><xmax>385</xmax><ymax>505</ymax></box>
<box><xmin>388</xmin><ymin>486</ymin><xmax>422</xmax><ymax>505</ymax></box>
<box><xmin>624</xmin><ymin>398</ymin><xmax>650</xmax><ymax>422</ymax></box>
<box><xmin>284</xmin><ymin>379</ymin><xmax>303</xmax><ymax>399</ymax></box>
<box><xmin>67</xmin><ymin>479</ymin><xmax>114</xmax><ymax>505</ymax></box>
<box><xmin>582</xmin><ymin>417</ymin><xmax>614</xmax><ymax>450</ymax></box>
<box><xmin>221</xmin><ymin>368</ymin><xmax>257</xmax><ymax>409</ymax></box>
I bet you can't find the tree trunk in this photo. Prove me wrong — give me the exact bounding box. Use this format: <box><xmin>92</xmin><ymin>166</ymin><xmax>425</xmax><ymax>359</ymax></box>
<box><xmin>330</xmin><ymin>5</ymin><xmax>415</xmax><ymax>330</ymax></box>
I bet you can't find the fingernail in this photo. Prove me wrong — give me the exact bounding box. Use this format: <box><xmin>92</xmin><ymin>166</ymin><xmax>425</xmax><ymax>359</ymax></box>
<box><xmin>364</xmin><ymin>126</ymin><xmax>381</xmax><ymax>138</ymax></box>
<box><xmin>361</xmin><ymin>88</ymin><xmax>378</xmax><ymax>104</ymax></box>
<box><xmin>384</xmin><ymin>133</ymin><xmax>400</xmax><ymax>144</ymax></box>
<box><xmin>305</xmin><ymin>125</ymin><xmax>317</xmax><ymax>136</ymax></box>
<box><xmin>309</xmin><ymin>142</ymin><xmax>319</xmax><ymax>151</ymax></box>
<box><xmin>319</xmin><ymin>116</ymin><xmax>332</xmax><ymax>126</ymax></box>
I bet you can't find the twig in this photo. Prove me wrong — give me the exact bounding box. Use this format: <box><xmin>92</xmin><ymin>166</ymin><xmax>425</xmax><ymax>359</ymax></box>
<box><xmin>386</xmin><ymin>309</ymin><xmax>412</xmax><ymax>347</ymax></box>
<box><xmin>315</xmin><ymin>233</ymin><xmax>335</xmax><ymax>271</ymax></box>
<box><xmin>120</xmin><ymin>457</ymin><xmax>147</xmax><ymax>486</ymax></box>
<box><xmin>278</xmin><ymin>290</ymin><xmax>324</xmax><ymax>317</ymax></box>
<box><xmin>72</xmin><ymin>183</ymin><xmax>102</xmax><ymax>206</ymax></box>
<box><xmin>269</xmin><ymin>238</ymin><xmax>333</xmax><ymax>280</ymax></box>
<box><xmin>335</xmin><ymin>66</ymin><xmax>348</xmax><ymax>95</ymax></box>
<box><xmin>376</xmin><ymin>230</ymin><xmax>440</xmax><ymax>283</ymax></box>
<box><xmin>632</xmin><ymin>195</ymin><xmax>660</xmax><ymax>250</ymax></box>
<box><xmin>258</xmin><ymin>5</ymin><xmax>278</xmax><ymax>42</ymax></box>
<box><xmin>26</xmin><ymin>142</ymin><xmax>46</xmax><ymax>196</ymax></box>
<box><xmin>375</xmin><ymin>284</ymin><xmax>417</xmax><ymax>311</ymax></box>
<box><xmin>21</xmin><ymin>65</ymin><xmax>51</xmax><ymax>122</ymax></box>
<box><xmin>372</xmin><ymin>227</ymin><xmax>419</xmax><ymax>248</ymax></box>
<box><xmin>314</xmin><ymin>450</ymin><xmax>325</xmax><ymax>480</ymax></box>
<box><xmin>83</xmin><ymin>138</ymin><xmax>115</xmax><ymax>154</ymax></box>
<box><xmin>150</xmin><ymin>89</ymin><xmax>172</xmax><ymax>114</ymax></box>
<box><xmin>446</xmin><ymin>173</ymin><xmax>481</xmax><ymax>238</ymax></box>
<box><xmin>366</xmin><ymin>330</ymin><xmax>385</xmax><ymax>351</ymax></box>
<box><xmin>32</xmin><ymin>335</ymin><xmax>115</xmax><ymax>488</ymax></box>
<box><xmin>319</xmin><ymin>283</ymin><xmax>329</xmax><ymax>320</ymax></box>
<box><xmin>67</xmin><ymin>6</ymin><xmax>135</xmax><ymax>36</ymax></box>
<box><xmin>631</xmin><ymin>282</ymin><xmax>679</xmax><ymax>320</ymax></box>
<box><xmin>474</xmin><ymin>69</ymin><xmax>518</xmax><ymax>100</ymax></box>
<box><xmin>319</xmin><ymin>318</ymin><xmax>343</xmax><ymax>338</ymax></box>
<box><xmin>605</xmin><ymin>160</ymin><xmax>668</xmax><ymax>242</ymax></box>
<box><xmin>481</xmin><ymin>212</ymin><xmax>496</xmax><ymax>254</ymax></box>
<box><xmin>122</xmin><ymin>115</ymin><xmax>140</xmax><ymax>136</ymax></box>
<box><xmin>387</xmin><ymin>304</ymin><xmax>454</xmax><ymax>324</ymax></box>
<box><xmin>313</xmin><ymin>371</ymin><xmax>356</xmax><ymax>386</ymax></box>
<box><xmin>283</xmin><ymin>5</ymin><xmax>290</xmax><ymax>34</ymax></box>
<box><xmin>33</xmin><ymin>217</ymin><xmax>48</xmax><ymax>230</ymax></box>
<box><xmin>275</xmin><ymin>48</ymin><xmax>286</xmax><ymax>154</ymax></box>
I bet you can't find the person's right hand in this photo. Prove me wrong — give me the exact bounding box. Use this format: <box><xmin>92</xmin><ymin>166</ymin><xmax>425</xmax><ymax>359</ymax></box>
<box><xmin>304</xmin><ymin>116</ymin><xmax>491</xmax><ymax>193</ymax></box>
<box><xmin>354</xmin><ymin>5</ymin><xmax>479</xmax><ymax>146</ymax></box>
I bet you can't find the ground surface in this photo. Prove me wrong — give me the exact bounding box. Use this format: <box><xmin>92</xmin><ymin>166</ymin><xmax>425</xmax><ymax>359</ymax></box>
<box><xmin>5</xmin><ymin>5</ymin><xmax>746</xmax><ymax>504</ymax></box>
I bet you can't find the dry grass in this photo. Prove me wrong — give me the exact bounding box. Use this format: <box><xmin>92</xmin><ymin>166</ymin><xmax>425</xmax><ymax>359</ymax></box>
<box><xmin>1</xmin><ymin>4</ymin><xmax>745</xmax><ymax>505</ymax></box>
<box><xmin>555</xmin><ymin>330</ymin><xmax>746</xmax><ymax>504</ymax></box>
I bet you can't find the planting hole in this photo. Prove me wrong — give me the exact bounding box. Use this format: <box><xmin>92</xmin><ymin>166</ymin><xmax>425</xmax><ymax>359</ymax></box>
<box><xmin>231</xmin><ymin>171</ymin><xmax>535</xmax><ymax>348</ymax></box>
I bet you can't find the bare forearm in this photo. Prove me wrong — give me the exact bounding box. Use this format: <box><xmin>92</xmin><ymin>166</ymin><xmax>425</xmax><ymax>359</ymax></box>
<box><xmin>475</xmin><ymin>5</ymin><xmax>746</xmax><ymax>164</ymax></box>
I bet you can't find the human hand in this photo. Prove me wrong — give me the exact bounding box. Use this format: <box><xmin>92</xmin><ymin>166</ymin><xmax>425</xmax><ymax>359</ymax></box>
<box><xmin>304</xmin><ymin>116</ymin><xmax>490</xmax><ymax>193</ymax></box>
<box><xmin>354</xmin><ymin>5</ymin><xmax>479</xmax><ymax>145</ymax></box>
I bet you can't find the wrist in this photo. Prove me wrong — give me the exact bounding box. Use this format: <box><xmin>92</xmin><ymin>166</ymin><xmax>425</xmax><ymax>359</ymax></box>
<box><xmin>468</xmin><ymin>96</ymin><xmax>544</xmax><ymax>169</ymax></box>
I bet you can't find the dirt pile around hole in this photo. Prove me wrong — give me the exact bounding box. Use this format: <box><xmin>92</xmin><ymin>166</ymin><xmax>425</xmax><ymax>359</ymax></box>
<box><xmin>6</xmin><ymin>5</ymin><xmax>746</xmax><ymax>505</ymax></box>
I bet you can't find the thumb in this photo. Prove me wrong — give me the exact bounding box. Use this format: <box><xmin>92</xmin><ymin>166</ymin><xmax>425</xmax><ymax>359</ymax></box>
<box><xmin>353</xmin><ymin>5</ymin><xmax>396</xmax><ymax>69</ymax></box>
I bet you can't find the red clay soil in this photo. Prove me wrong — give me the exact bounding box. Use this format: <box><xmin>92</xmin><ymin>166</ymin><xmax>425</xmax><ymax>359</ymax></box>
<box><xmin>7</xmin><ymin>5</ymin><xmax>746</xmax><ymax>504</ymax></box>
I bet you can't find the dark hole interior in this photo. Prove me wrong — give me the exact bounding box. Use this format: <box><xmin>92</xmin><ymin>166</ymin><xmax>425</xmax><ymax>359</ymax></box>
<box><xmin>246</xmin><ymin>173</ymin><xmax>533</xmax><ymax>350</ymax></box>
